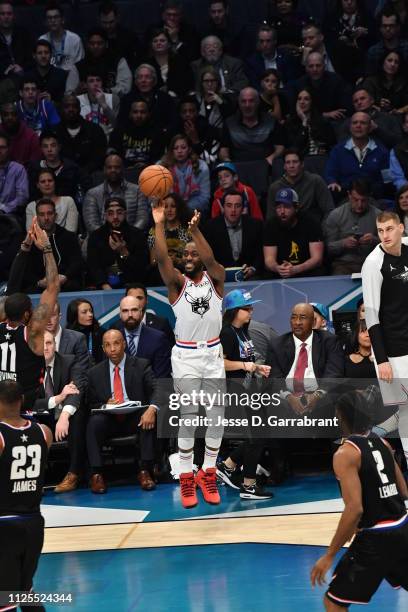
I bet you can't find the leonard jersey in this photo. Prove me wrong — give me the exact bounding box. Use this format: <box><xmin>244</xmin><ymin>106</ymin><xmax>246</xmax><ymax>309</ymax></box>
<box><xmin>362</xmin><ymin>238</ymin><xmax>408</xmax><ymax>363</ymax></box>
<box><xmin>343</xmin><ymin>434</ymin><xmax>407</xmax><ymax>530</ymax></box>
<box><xmin>171</xmin><ymin>272</ymin><xmax>222</xmax><ymax>343</ymax></box>
<box><xmin>0</xmin><ymin>420</ymin><xmax>48</xmax><ymax>515</ymax></box>
<box><xmin>0</xmin><ymin>324</ymin><xmax>45</xmax><ymax>408</ymax></box>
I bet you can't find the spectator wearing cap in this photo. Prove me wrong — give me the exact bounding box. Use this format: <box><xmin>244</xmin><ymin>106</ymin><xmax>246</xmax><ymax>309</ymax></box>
<box><xmin>83</xmin><ymin>153</ymin><xmax>149</xmax><ymax>233</ymax></box>
<box><xmin>202</xmin><ymin>188</ymin><xmax>264</xmax><ymax>280</ymax></box>
<box><xmin>86</xmin><ymin>196</ymin><xmax>149</xmax><ymax>290</ymax></box>
<box><xmin>0</xmin><ymin>133</ymin><xmax>29</xmax><ymax>215</ymax></box>
<box><xmin>211</xmin><ymin>161</ymin><xmax>263</xmax><ymax>219</ymax></box>
<box><xmin>267</xmin><ymin>149</ymin><xmax>334</xmax><ymax>222</ymax></box>
<box><xmin>263</xmin><ymin>187</ymin><xmax>324</xmax><ymax>279</ymax></box>
<box><xmin>311</xmin><ymin>303</ymin><xmax>331</xmax><ymax>332</ymax></box>
<box><xmin>219</xmin><ymin>87</ymin><xmax>286</xmax><ymax>165</ymax></box>
<box><xmin>323</xmin><ymin>178</ymin><xmax>380</xmax><ymax>275</ymax></box>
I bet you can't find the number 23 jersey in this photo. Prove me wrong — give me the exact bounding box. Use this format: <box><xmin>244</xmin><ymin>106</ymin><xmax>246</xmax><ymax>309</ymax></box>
<box><xmin>0</xmin><ymin>420</ymin><xmax>48</xmax><ymax>515</ymax></box>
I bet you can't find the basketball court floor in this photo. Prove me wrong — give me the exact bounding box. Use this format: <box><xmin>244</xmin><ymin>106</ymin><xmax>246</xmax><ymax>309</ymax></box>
<box><xmin>36</xmin><ymin>474</ymin><xmax>408</xmax><ymax>611</ymax></box>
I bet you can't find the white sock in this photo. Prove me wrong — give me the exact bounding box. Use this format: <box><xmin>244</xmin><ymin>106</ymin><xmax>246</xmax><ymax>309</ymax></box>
<box><xmin>178</xmin><ymin>438</ymin><xmax>194</xmax><ymax>474</ymax></box>
<box><xmin>202</xmin><ymin>437</ymin><xmax>222</xmax><ymax>471</ymax></box>
<box><xmin>398</xmin><ymin>405</ymin><xmax>408</xmax><ymax>461</ymax></box>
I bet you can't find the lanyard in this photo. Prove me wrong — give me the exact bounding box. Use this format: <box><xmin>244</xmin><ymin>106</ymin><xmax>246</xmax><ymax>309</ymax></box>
<box><xmin>51</xmin><ymin>31</ymin><xmax>66</xmax><ymax>67</ymax></box>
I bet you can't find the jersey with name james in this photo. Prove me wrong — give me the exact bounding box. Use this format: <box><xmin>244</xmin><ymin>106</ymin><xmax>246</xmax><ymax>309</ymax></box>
<box><xmin>0</xmin><ymin>420</ymin><xmax>48</xmax><ymax>515</ymax></box>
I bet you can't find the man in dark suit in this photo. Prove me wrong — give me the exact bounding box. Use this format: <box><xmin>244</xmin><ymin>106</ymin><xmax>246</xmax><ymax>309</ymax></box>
<box><xmin>33</xmin><ymin>331</ymin><xmax>87</xmax><ymax>493</ymax></box>
<box><xmin>245</xmin><ymin>24</ymin><xmax>300</xmax><ymax>89</ymax></box>
<box><xmin>268</xmin><ymin>303</ymin><xmax>344</xmax><ymax>417</ymax></box>
<box><xmin>46</xmin><ymin>302</ymin><xmax>90</xmax><ymax>371</ymax></box>
<box><xmin>191</xmin><ymin>35</ymin><xmax>248</xmax><ymax>94</ymax></box>
<box><xmin>203</xmin><ymin>189</ymin><xmax>263</xmax><ymax>279</ymax></box>
<box><xmin>124</xmin><ymin>283</ymin><xmax>174</xmax><ymax>345</ymax></box>
<box><xmin>112</xmin><ymin>296</ymin><xmax>171</xmax><ymax>378</ymax></box>
<box><xmin>86</xmin><ymin>329</ymin><xmax>161</xmax><ymax>493</ymax></box>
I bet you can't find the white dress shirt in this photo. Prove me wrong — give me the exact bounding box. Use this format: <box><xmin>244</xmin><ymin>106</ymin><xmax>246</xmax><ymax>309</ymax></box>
<box><xmin>45</xmin><ymin>357</ymin><xmax>77</xmax><ymax>417</ymax></box>
<box><xmin>285</xmin><ymin>333</ymin><xmax>318</xmax><ymax>393</ymax></box>
<box><xmin>55</xmin><ymin>325</ymin><xmax>62</xmax><ymax>351</ymax></box>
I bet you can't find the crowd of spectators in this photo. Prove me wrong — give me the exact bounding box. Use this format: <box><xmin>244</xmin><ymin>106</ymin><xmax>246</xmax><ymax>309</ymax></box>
<box><xmin>1</xmin><ymin>0</ymin><xmax>408</xmax><ymax>290</ymax></box>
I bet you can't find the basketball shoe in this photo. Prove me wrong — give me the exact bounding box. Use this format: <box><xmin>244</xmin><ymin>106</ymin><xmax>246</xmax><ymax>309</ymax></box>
<box><xmin>179</xmin><ymin>472</ymin><xmax>198</xmax><ymax>508</ymax></box>
<box><xmin>240</xmin><ymin>482</ymin><xmax>274</xmax><ymax>500</ymax></box>
<box><xmin>196</xmin><ymin>467</ymin><xmax>221</xmax><ymax>504</ymax></box>
<box><xmin>216</xmin><ymin>461</ymin><xmax>241</xmax><ymax>490</ymax></box>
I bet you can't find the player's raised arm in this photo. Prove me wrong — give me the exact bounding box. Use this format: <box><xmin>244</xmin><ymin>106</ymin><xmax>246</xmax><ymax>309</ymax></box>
<box><xmin>27</xmin><ymin>218</ymin><xmax>60</xmax><ymax>355</ymax></box>
<box><xmin>152</xmin><ymin>201</ymin><xmax>184</xmax><ymax>297</ymax></box>
<box><xmin>188</xmin><ymin>209</ymin><xmax>225</xmax><ymax>292</ymax></box>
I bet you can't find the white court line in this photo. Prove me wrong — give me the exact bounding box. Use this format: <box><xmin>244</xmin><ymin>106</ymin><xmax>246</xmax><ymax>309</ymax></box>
<box><xmin>42</xmin><ymin>504</ymin><xmax>149</xmax><ymax>528</ymax></box>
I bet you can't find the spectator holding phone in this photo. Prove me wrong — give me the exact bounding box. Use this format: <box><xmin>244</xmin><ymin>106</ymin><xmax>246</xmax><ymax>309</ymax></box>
<box><xmin>87</xmin><ymin>196</ymin><xmax>148</xmax><ymax>290</ymax></box>
<box><xmin>323</xmin><ymin>179</ymin><xmax>380</xmax><ymax>275</ymax></box>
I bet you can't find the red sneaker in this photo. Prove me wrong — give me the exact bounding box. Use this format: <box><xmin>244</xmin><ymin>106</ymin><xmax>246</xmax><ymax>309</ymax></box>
<box><xmin>179</xmin><ymin>472</ymin><xmax>198</xmax><ymax>508</ymax></box>
<box><xmin>195</xmin><ymin>467</ymin><xmax>221</xmax><ymax>504</ymax></box>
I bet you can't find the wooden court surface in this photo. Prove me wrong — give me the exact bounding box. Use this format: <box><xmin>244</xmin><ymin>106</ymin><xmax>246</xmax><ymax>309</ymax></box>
<box><xmin>43</xmin><ymin>512</ymin><xmax>342</xmax><ymax>553</ymax></box>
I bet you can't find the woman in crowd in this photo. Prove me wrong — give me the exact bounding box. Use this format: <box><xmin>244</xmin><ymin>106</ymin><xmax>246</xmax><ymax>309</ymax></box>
<box><xmin>362</xmin><ymin>49</ymin><xmax>408</xmax><ymax>113</ymax></box>
<box><xmin>66</xmin><ymin>299</ymin><xmax>105</xmax><ymax>365</ymax></box>
<box><xmin>217</xmin><ymin>289</ymin><xmax>273</xmax><ymax>500</ymax></box>
<box><xmin>344</xmin><ymin>318</ymin><xmax>376</xmax><ymax>379</ymax></box>
<box><xmin>147</xmin><ymin>192</ymin><xmax>192</xmax><ymax>285</ymax></box>
<box><xmin>160</xmin><ymin>134</ymin><xmax>210</xmax><ymax>213</ymax></box>
<box><xmin>395</xmin><ymin>184</ymin><xmax>408</xmax><ymax>234</ymax></box>
<box><xmin>195</xmin><ymin>66</ymin><xmax>235</xmax><ymax>131</ymax></box>
<box><xmin>25</xmin><ymin>169</ymin><xmax>78</xmax><ymax>233</ymax></box>
<box><xmin>259</xmin><ymin>69</ymin><xmax>290</xmax><ymax>122</ymax></box>
<box><xmin>144</xmin><ymin>27</ymin><xmax>194</xmax><ymax>98</ymax></box>
<box><xmin>285</xmin><ymin>89</ymin><xmax>336</xmax><ymax>157</ymax></box>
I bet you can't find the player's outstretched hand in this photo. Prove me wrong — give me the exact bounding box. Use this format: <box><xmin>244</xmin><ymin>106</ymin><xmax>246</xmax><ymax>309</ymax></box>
<box><xmin>152</xmin><ymin>200</ymin><xmax>166</xmax><ymax>225</ymax></box>
<box><xmin>310</xmin><ymin>553</ymin><xmax>333</xmax><ymax>587</ymax></box>
<box><xmin>188</xmin><ymin>209</ymin><xmax>201</xmax><ymax>232</ymax></box>
<box><xmin>378</xmin><ymin>362</ymin><xmax>393</xmax><ymax>384</ymax></box>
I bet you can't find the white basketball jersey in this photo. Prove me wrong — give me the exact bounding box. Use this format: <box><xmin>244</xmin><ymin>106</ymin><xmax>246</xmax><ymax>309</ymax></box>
<box><xmin>172</xmin><ymin>272</ymin><xmax>222</xmax><ymax>342</ymax></box>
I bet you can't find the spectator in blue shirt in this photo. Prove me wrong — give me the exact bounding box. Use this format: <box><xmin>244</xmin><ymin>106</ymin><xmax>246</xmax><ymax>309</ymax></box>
<box><xmin>0</xmin><ymin>134</ymin><xmax>29</xmax><ymax>215</ymax></box>
<box><xmin>16</xmin><ymin>77</ymin><xmax>60</xmax><ymax>135</ymax></box>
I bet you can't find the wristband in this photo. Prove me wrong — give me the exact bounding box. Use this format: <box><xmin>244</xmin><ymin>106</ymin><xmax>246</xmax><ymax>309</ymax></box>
<box><xmin>43</xmin><ymin>246</ymin><xmax>53</xmax><ymax>254</ymax></box>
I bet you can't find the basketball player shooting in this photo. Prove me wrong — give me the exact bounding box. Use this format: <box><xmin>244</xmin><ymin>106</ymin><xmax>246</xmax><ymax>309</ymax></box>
<box><xmin>361</xmin><ymin>211</ymin><xmax>408</xmax><ymax>466</ymax></box>
<box><xmin>310</xmin><ymin>391</ymin><xmax>408</xmax><ymax>610</ymax></box>
<box><xmin>152</xmin><ymin>202</ymin><xmax>226</xmax><ymax>509</ymax></box>
<box><xmin>0</xmin><ymin>218</ymin><xmax>60</xmax><ymax>410</ymax></box>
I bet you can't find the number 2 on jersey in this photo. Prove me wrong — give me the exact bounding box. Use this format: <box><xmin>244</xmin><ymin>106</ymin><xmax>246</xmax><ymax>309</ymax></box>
<box><xmin>372</xmin><ymin>449</ymin><xmax>389</xmax><ymax>484</ymax></box>
<box><xmin>10</xmin><ymin>445</ymin><xmax>42</xmax><ymax>480</ymax></box>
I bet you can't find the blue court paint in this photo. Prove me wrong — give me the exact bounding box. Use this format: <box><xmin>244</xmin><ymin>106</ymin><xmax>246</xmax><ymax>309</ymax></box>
<box><xmin>43</xmin><ymin>474</ymin><xmax>340</xmax><ymax>522</ymax></box>
<box><xmin>35</xmin><ymin>543</ymin><xmax>408</xmax><ymax>611</ymax></box>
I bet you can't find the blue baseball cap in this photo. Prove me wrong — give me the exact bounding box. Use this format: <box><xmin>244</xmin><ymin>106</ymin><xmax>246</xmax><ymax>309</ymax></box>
<box><xmin>275</xmin><ymin>188</ymin><xmax>299</xmax><ymax>206</ymax></box>
<box><xmin>311</xmin><ymin>302</ymin><xmax>329</xmax><ymax>320</ymax></box>
<box><xmin>223</xmin><ymin>289</ymin><xmax>261</xmax><ymax>311</ymax></box>
<box><xmin>216</xmin><ymin>162</ymin><xmax>238</xmax><ymax>176</ymax></box>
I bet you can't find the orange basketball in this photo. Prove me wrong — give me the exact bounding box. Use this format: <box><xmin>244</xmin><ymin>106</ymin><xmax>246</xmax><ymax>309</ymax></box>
<box><xmin>138</xmin><ymin>165</ymin><xmax>173</xmax><ymax>199</ymax></box>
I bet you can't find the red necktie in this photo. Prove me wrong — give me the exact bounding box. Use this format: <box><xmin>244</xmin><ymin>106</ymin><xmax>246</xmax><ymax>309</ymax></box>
<box><xmin>293</xmin><ymin>343</ymin><xmax>308</xmax><ymax>395</ymax></box>
<box><xmin>113</xmin><ymin>366</ymin><xmax>124</xmax><ymax>402</ymax></box>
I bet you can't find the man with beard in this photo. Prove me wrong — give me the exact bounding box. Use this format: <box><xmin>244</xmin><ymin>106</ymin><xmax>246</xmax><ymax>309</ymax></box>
<box><xmin>83</xmin><ymin>153</ymin><xmax>149</xmax><ymax>233</ymax></box>
<box><xmin>114</xmin><ymin>295</ymin><xmax>171</xmax><ymax>378</ymax></box>
<box><xmin>109</xmin><ymin>99</ymin><xmax>167</xmax><ymax>171</ymax></box>
<box><xmin>152</xmin><ymin>203</ymin><xmax>225</xmax><ymax>509</ymax></box>
<box><xmin>87</xmin><ymin>196</ymin><xmax>148</xmax><ymax>290</ymax></box>
<box><xmin>263</xmin><ymin>188</ymin><xmax>324</xmax><ymax>278</ymax></box>
<box><xmin>191</xmin><ymin>35</ymin><xmax>248</xmax><ymax>95</ymax></box>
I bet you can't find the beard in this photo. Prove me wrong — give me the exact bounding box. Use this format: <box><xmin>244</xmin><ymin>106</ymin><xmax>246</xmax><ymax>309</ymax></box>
<box><xmin>124</xmin><ymin>318</ymin><xmax>140</xmax><ymax>330</ymax></box>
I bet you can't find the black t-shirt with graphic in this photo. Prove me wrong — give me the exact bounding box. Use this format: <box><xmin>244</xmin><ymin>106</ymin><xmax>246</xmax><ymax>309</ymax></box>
<box><xmin>220</xmin><ymin>324</ymin><xmax>255</xmax><ymax>380</ymax></box>
<box><xmin>263</xmin><ymin>213</ymin><xmax>323</xmax><ymax>265</ymax></box>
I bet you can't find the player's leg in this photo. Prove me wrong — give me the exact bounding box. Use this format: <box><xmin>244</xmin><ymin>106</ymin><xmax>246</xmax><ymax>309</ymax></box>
<box><xmin>0</xmin><ymin>520</ymin><xmax>23</xmax><ymax>611</ymax></box>
<box><xmin>20</xmin><ymin>515</ymin><xmax>45</xmax><ymax>612</ymax></box>
<box><xmin>324</xmin><ymin>595</ymin><xmax>348</xmax><ymax>610</ymax></box>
